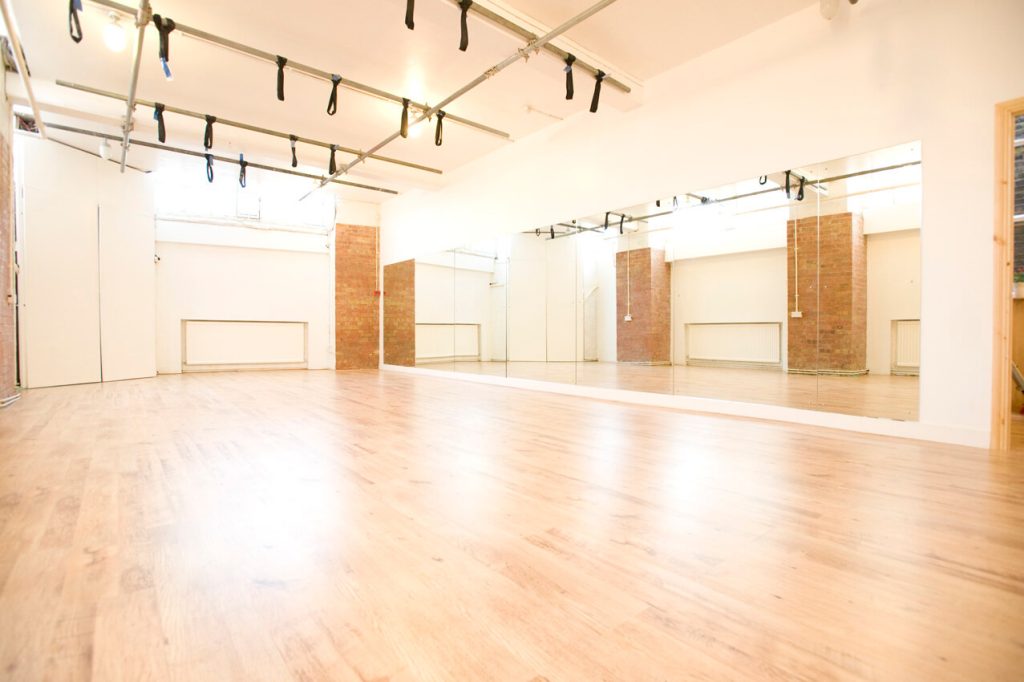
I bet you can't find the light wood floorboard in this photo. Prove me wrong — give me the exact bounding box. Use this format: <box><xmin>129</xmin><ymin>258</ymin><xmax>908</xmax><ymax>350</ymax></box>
<box><xmin>0</xmin><ymin>370</ymin><xmax>1020</xmax><ymax>681</ymax></box>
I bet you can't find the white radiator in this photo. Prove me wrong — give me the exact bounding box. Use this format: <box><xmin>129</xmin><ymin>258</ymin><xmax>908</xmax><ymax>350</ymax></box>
<box><xmin>416</xmin><ymin>324</ymin><xmax>481</xmax><ymax>362</ymax></box>
<box><xmin>685</xmin><ymin>322</ymin><xmax>782</xmax><ymax>368</ymax></box>
<box><xmin>182</xmin><ymin>320</ymin><xmax>307</xmax><ymax>371</ymax></box>
<box><xmin>892</xmin><ymin>319</ymin><xmax>921</xmax><ymax>374</ymax></box>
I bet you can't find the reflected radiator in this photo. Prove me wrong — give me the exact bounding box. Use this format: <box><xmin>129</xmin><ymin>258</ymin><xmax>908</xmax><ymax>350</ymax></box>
<box><xmin>416</xmin><ymin>323</ymin><xmax>481</xmax><ymax>362</ymax></box>
<box><xmin>685</xmin><ymin>322</ymin><xmax>782</xmax><ymax>369</ymax></box>
<box><xmin>182</xmin><ymin>319</ymin><xmax>307</xmax><ymax>372</ymax></box>
<box><xmin>892</xmin><ymin>319</ymin><xmax>921</xmax><ymax>375</ymax></box>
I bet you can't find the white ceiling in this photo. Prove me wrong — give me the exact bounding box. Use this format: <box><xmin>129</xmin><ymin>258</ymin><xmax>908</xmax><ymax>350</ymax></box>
<box><xmin>5</xmin><ymin>0</ymin><xmax>817</xmax><ymax>203</ymax></box>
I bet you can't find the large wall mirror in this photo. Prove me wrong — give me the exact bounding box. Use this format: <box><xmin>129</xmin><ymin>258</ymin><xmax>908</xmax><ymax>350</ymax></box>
<box><xmin>384</xmin><ymin>142</ymin><xmax>921</xmax><ymax>421</ymax></box>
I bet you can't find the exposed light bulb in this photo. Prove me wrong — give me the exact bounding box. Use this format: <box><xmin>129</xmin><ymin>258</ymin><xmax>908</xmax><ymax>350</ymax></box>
<box><xmin>820</xmin><ymin>0</ymin><xmax>839</xmax><ymax>20</ymax></box>
<box><xmin>408</xmin><ymin>119</ymin><xmax>425</xmax><ymax>139</ymax></box>
<box><xmin>103</xmin><ymin>13</ymin><xmax>127</xmax><ymax>52</ymax></box>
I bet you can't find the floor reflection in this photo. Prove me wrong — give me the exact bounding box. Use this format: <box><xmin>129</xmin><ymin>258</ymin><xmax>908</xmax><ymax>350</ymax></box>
<box><xmin>416</xmin><ymin>361</ymin><xmax>919</xmax><ymax>420</ymax></box>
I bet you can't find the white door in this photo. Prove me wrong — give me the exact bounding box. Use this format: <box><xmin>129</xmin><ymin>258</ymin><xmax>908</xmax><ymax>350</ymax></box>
<box><xmin>19</xmin><ymin>185</ymin><xmax>102</xmax><ymax>388</ymax></box>
<box><xmin>99</xmin><ymin>205</ymin><xmax>156</xmax><ymax>381</ymax></box>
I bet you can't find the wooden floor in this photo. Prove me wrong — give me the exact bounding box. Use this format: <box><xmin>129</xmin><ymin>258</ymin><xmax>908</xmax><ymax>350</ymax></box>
<box><xmin>418</xmin><ymin>361</ymin><xmax>920</xmax><ymax>421</ymax></box>
<box><xmin>0</xmin><ymin>370</ymin><xmax>1020</xmax><ymax>681</ymax></box>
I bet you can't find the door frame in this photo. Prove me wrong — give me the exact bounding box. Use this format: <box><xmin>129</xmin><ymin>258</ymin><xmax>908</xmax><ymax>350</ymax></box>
<box><xmin>991</xmin><ymin>97</ymin><xmax>1024</xmax><ymax>449</ymax></box>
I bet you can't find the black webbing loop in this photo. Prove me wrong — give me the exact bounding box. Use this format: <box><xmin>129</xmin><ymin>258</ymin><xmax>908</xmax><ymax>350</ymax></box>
<box><xmin>590</xmin><ymin>70</ymin><xmax>606</xmax><ymax>113</ymax></box>
<box><xmin>758</xmin><ymin>175</ymin><xmax>768</xmax><ymax>185</ymax></box>
<box><xmin>459</xmin><ymin>0</ymin><xmax>473</xmax><ymax>51</ymax></box>
<box><xmin>564</xmin><ymin>54</ymin><xmax>576</xmax><ymax>100</ymax></box>
<box><xmin>69</xmin><ymin>0</ymin><xmax>83</xmax><ymax>44</ymax></box>
<box><xmin>203</xmin><ymin>115</ymin><xmax>216</xmax><ymax>150</ymax></box>
<box><xmin>153</xmin><ymin>15</ymin><xmax>176</xmax><ymax>66</ymax></box>
<box><xmin>289</xmin><ymin>134</ymin><xmax>298</xmax><ymax>167</ymax></box>
<box><xmin>796</xmin><ymin>176</ymin><xmax>806</xmax><ymax>202</ymax></box>
<box><xmin>400</xmin><ymin>98</ymin><xmax>410</xmax><ymax>138</ymax></box>
<box><xmin>327</xmin><ymin>74</ymin><xmax>342</xmax><ymax>115</ymax></box>
<box><xmin>329</xmin><ymin>145</ymin><xmax>338</xmax><ymax>175</ymax></box>
<box><xmin>434</xmin><ymin>111</ymin><xmax>445</xmax><ymax>147</ymax></box>
<box><xmin>153</xmin><ymin>103</ymin><xmax>166</xmax><ymax>143</ymax></box>
<box><xmin>405</xmin><ymin>0</ymin><xmax>415</xmax><ymax>30</ymax></box>
<box><xmin>276</xmin><ymin>56</ymin><xmax>287</xmax><ymax>101</ymax></box>
<box><xmin>785</xmin><ymin>170</ymin><xmax>792</xmax><ymax>199</ymax></box>
<box><xmin>238</xmin><ymin>154</ymin><xmax>247</xmax><ymax>188</ymax></box>
<box><xmin>205</xmin><ymin>154</ymin><xmax>214</xmax><ymax>183</ymax></box>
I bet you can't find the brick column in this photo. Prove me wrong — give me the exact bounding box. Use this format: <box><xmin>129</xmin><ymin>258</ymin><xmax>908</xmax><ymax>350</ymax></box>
<box><xmin>786</xmin><ymin>212</ymin><xmax>867</xmax><ymax>374</ymax></box>
<box><xmin>383</xmin><ymin>259</ymin><xmax>415</xmax><ymax>366</ymax></box>
<box><xmin>616</xmin><ymin>247</ymin><xmax>671</xmax><ymax>364</ymax></box>
<box><xmin>0</xmin><ymin>133</ymin><xmax>16</xmax><ymax>404</ymax></box>
<box><xmin>335</xmin><ymin>224</ymin><xmax>380</xmax><ymax>370</ymax></box>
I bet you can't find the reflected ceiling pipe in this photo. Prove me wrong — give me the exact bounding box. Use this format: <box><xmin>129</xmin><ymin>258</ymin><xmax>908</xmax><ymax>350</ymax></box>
<box><xmin>56</xmin><ymin>80</ymin><xmax>443</xmax><ymax>175</ymax></box>
<box><xmin>0</xmin><ymin>0</ymin><xmax>47</xmax><ymax>138</ymax></box>
<box><xmin>43</xmin><ymin>122</ymin><xmax>400</xmax><ymax>194</ymax></box>
<box><xmin>86</xmin><ymin>0</ymin><xmax>510</xmax><ymax>140</ymax></box>
<box><xmin>303</xmin><ymin>0</ymin><xmax>622</xmax><ymax>199</ymax></box>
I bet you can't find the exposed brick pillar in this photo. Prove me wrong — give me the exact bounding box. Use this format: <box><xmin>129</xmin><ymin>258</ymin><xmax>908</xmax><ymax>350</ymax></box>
<box><xmin>616</xmin><ymin>247</ymin><xmax>671</xmax><ymax>364</ymax></box>
<box><xmin>335</xmin><ymin>224</ymin><xmax>380</xmax><ymax>370</ymax></box>
<box><xmin>383</xmin><ymin>259</ymin><xmax>415</xmax><ymax>366</ymax></box>
<box><xmin>0</xmin><ymin>133</ymin><xmax>16</xmax><ymax>404</ymax></box>
<box><xmin>786</xmin><ymin>212</ymin><xmax>867</xmax><ymax>374</ymax></box>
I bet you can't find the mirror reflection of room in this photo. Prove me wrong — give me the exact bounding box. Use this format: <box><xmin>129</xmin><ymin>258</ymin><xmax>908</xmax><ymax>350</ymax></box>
<box><xmin>518</xmin><ymin>142</ymin><xmax>922</xmax><ymax>420</ymax></box>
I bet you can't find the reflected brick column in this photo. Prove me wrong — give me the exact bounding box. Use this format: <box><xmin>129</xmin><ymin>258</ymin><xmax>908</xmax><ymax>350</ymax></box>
<box><xmin>616</xmin><ymin>247</ymin><xmax>671</xmax><ymax>364</ymax></box>
<box><xmin>786</xmin><ymin>212</ymin><xmax>867</xmax><ymax>374</ymax></box>
<box><xmin>335</xmin><ymin>224</ymin><xmax>380</xmax><ymax>369</ymax></box>
<box><xmin>383</xmin><ymin>259</ymin><xmax>415</xmax><ymax>366</ymax></box>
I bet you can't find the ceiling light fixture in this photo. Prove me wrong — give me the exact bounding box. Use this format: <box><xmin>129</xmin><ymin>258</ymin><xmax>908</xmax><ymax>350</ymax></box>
<box><xmin>103</xmin><ymin>12</ymin><xmax>127</xmax><ymax>53</ymax></box>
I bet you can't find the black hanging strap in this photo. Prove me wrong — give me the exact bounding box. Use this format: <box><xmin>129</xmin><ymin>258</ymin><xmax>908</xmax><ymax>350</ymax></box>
<box><xmin>785</xmin><ymin>170</ymin><xmax>792</xmax><ymax>199</ymax></box>
<box><xmin>238</xmin><ymin>154</ymin><xmax>247</xmax><ymax>188</ymax></box>
<box><xmin>204</xmin><ymin>154</ymin><xmax>214</xmax><ymax>183</ymax></box>
<box><xmin>434</xmin><ymin>111</ymin><xmax>445</xmax><ymax>147</ymax></box>
<box><xmin>590</xmin><ymin>70</ymin><xmax>606</xmax><ymax>113</ymax></box>
<box><xmin>758</xmin><ymin>175</ymin><xmax>768</xmax><ymax>185</ymax></box>
<box><xmin>564</xmin><ymin>54</ymin><xmax>576</xmax><ymax>100</ymax></box>
<box><xmin>400</xmin><ymin>98</ymin><xmax>410</xmax><ymax>138</ymax></box>
<box><xmin>458</xmin><ymin>0</ymin><xmax>473</xmax><ymax>51</ymax></box>
<box><xmin>796</xmin><ymin>176</ymin><xmax>806</xmax><ymax>202</ymax></box>
<box><xmin>153</xmin><ymin>15</ymin><xmax>176</xmax><ymax>65</ymax></box>
<box><xmin>405</xmin><ymin>0</ymin><xmax>415</xmax><ymax>30</ymax></box>
<box><xmin>276</xmin><ymin>55</ymin><xmax>287</xmax><ymax>101</ymax></box>
<box><xmin>68</xmin><ymin>0</ymin><xmax>83</xmax><ymax>44</ymax></box>
<box><xmin>153</xmin><ymin>103</ymin><xmax>166</xmax><ymax>143</ymax></box>
<box><xmin>327</xmin><ymin>74</ymin><xmax>342</xmax><ymax>115</ymax></box>
<box><xmin>329</xmin><ymin>145</ymin><xmax>338</xmax><ymax>175</ymax></box>
<box><xmin>289</xmin><ymin>134</ymin><xmax>298</xmax><ymax>168</ymax></box>
<box><xmin>203</xmin><ymin>115</ymin><xmax>216</xmax><ymax>150</ymax></box>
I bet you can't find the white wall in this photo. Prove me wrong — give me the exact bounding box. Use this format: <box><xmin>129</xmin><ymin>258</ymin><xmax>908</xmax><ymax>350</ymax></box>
<box><xmin>155</xmin><ymin>234</ymin><xmax>333</xmax><ymax>373</ymax></box>
<box><xmin>673</xmin><ymin>249</ymin><xmax>789</xmax><ymax>368</ymax></box>
<box><xmin>381</xmin><ymin>0</ymin><xmax>1024</xmax><ymax>446</ymax></box>
<box><xmin>867</xmin><ymin>229</ymin><xmax>921</xmax><ymax>375</ymax></box>
<box><xmin>414</xmin><ymin>260</ymin><xmax>494</xmax><ymax>361</ymax></box>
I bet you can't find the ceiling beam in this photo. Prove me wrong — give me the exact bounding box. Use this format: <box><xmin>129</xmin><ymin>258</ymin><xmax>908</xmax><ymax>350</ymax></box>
<box><xmin>441</xmin><ymin>0</ymin><xmax>632</xmax><ymax>95</ymax></box>
<box><xmin>44</xmin><ymin>122</ymin><xmax>400</xmax><ymax>194</ymax></box>
<box><xmin>87</xmin><ymin>0</ymin><xmax>511</xmax><ymax>141</ymax></box>
<box><xmin>57</xmin><ymin>80</ymin><xmax>444</xmax><ymax>175</ymax></box>
<box><xmin>119</xmin><ymin>0</ymin><xmax>151</xmax><ymax>172</ymax></box>
<box><xmin>304</xmin><ymin>0</ymin><xmax>622</xmax><ymax>199</ymax></box>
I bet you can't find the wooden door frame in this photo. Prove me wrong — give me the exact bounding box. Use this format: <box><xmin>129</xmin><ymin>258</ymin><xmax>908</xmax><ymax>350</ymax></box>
<box><xmin>991</xmin><ymin>97</ymin><xmax>1024</xmax><ymax>449</ymax></box>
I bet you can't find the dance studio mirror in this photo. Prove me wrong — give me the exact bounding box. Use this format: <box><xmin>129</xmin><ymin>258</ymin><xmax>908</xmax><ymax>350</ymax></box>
<box><xmin>384</xmin><ymin>142</ymin><xmax>922</xmax><ymax>421</ymax></box>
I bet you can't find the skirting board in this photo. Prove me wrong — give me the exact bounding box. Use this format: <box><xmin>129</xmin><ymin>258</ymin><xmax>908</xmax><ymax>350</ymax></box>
<box><xmin>382</xmin><ymin>364</ymin><xmax>989</xmax><ymax>449</ymax></box>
